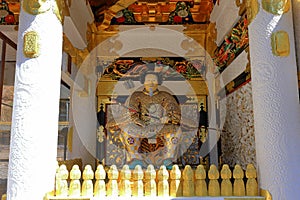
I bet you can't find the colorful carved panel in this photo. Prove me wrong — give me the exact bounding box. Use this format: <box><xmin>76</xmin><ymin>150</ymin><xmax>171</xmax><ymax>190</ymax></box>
<box><xmin>213</xmin><ymin>16</ymin><xmax>249</xmax><ymax>73</ymax></box>
<box><xmin>101</xmin><ymin>57</ymin><xmax>206</xmax><ymax>80</ymax></box>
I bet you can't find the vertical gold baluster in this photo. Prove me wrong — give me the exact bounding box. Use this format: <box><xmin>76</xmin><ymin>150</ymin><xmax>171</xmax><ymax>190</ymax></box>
<box><xmin>107</xmin><ymin>165</ymin><xmax>119</xmax><ymax>197</ymax></box>
<box><xmin>170</xmin><ymin>164</ymin><xmax>182</xmax><ymax>197</ymax></box>
<box><xmin>220</xmin><ymin>164</ymin><xmax>233</xmax><ymax>196</ymax></box>
<box><xmin>246</xmin><ymin>164</ymin><xmax>258</xmax><ymax>196</ymax></box>
<box><xmin>183</xmin><ymin>165</ymin><xmax>195</xmax><ymax>197</ymax></box>
<box><xmin>94</xmin><ymin>164</ymin><xmax>106</xmax><ymax>197</ymax></box>
<box><xmin>119</xmin><ymin>165</ymin><xmax>132</xmax><ymax>197</ymax></box>
<box><xmin>208</xmin><ymin>164</ymin><xmax>220</xmax><ymax>196</ymax></box>
<box><xmin>233</xmin><ymin>164</ymin><xmax>245</xmax><ymax>196</ymax></box>
<box><xmin>69</xmin><ymin>165</ymin><xmax>81</xmax><ymax>197</ymax></box>
<box><xmin>144</xmin><ymin>164</ymin><xmax>157</xmax><ymax>197</ymax></box>
<box><xmin>195</xmin><ymin>164</ymin><xmax>207</xmax><ymax>196</ymax></box>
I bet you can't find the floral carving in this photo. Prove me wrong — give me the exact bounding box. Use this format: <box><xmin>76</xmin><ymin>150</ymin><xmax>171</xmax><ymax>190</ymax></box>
<box><xmin>213</xmin><ymin>17</ymin><xmax>249</xmax><ymax>73</ymax></box>
<box><xmin>102</xmin><ymin>57</ymin><xmax>206</xmax><ymax>80</ymax></box>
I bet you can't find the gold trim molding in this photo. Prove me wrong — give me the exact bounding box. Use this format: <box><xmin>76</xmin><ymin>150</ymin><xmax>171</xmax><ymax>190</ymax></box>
<box><xmin>262</xmin><ymin>0</ymin><xmax>290</xmax><ymax>15</ymax></box>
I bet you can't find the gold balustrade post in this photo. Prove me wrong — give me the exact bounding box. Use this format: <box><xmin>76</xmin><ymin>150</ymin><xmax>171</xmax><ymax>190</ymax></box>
<box><xmin>246</xmin><ymin>164</ymin><xmax>258</xmax><ymax>196</ymax></box>
<box><xmin>220</xmin><ymin>164</ymin><xmax>233</xmax><ymax>196</ymax></box>
<box><xmin>82</xmin><ymin>165</ymin><xmax>94</xmax><ymax>197</ymax></box>
<box><xmin>94</xmin><ymin>164</ymin><xmax>106</xmax><ymax>197</ymax></box>
<box><xmin>119</xmin><ymin>165</ymin><xmax>132</xmax><ymax>197</ymax></box>
<box><xmin>107</xmin><ymin>165</ymin><xmax>119</xmax><ymax>197</ymax></box>
<box><xmin>144</xmin><ymin>165</ymin><xmax>157</xmax><ymax>197</ymax></box>
<box><xmin>55</xmin><ymin>164</ymin><xmax>69</xmax><ymax>197</ymax></box>
<box><xmin>170</xmin><ymin>164</ymin><xmax>182</xmax><ymax>197</ymax></box>
<box><xmin>208</xmin><ymin>164</ymin><xmax>220</xmax><ymax>196</ymax></box>
<box><xmin>132</xmin><ymin>165</ymin><xmax>144</xmax><ymax>197</ymax></box>
<box><xmin>233</xmin><ymin>164</ymin><xmax>246</xmax><ymax>196</ymax></box>
<box><xmin>157</xmin><ymin>165</ymin><xmax>169</xmax><ymax>197</ymax></box>
<box><xmin>195</xmin><ymin>164</ymin><xmax>207</xmax><ymax>196</ymax></box>
<box><xmin>68</xmin><ymin>165</ymin><xmax>82</xmax><ymax>197</ymax></box>
<box><xmin>182</xmin><ymin>165</ymin><xmax>195</xmax><ymax>197</ymax></box>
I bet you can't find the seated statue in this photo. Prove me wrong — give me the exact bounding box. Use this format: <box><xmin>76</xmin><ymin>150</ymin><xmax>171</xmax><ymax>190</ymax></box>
<box><xmin>106</xmin><ymin>71</ymin><xmax>197</xmax><ymax>169</ymax></box>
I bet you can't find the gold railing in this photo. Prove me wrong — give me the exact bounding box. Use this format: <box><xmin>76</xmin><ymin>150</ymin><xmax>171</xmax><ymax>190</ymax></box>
<box><xmin>45</xmin><ymin>163</ymin><xmax>265</xmax><ymax>200</ymax></box>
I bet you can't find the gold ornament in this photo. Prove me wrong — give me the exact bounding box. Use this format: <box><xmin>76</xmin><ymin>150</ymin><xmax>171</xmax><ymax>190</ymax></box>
<box><xmin>271</xmin><ymin>31</ymin><xmax>290</xmax><ymax>57</ymax></box>
<box><xmin>262</xmin><ymin>0</ymin><xmax>290</xmax><ymax>15</ymax></box>
<box><xmin>246</xmin><ymin>0</ymin><xmax>260</xmax><ymax>24</ymax></box>
<box><xmin>23</xmin><ymin>31</ymin><xmax>39</xmax><ymax>58</ymax></box>
<box><xmin>22</xmin><ymin>0</ymin><xmax>51</xmax><ymax>15</ymax></box>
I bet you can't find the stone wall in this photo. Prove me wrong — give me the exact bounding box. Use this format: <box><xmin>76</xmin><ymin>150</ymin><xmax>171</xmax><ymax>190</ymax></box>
<box><xmin>220</xmin><ymin>82</ymin><xmax>256</xmax><ymax>169</ymax></box>
<box><xmin>1</xmin><ymin>86</ymin><xmax>13</xmax><ymax>122</ymax></box>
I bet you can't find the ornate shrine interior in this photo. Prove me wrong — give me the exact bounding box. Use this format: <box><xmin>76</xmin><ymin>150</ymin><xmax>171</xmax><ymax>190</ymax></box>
<box><xmin>0</xmin><ymin>0</ymin><xmax>256</xmax><ymax>170</ymax></box>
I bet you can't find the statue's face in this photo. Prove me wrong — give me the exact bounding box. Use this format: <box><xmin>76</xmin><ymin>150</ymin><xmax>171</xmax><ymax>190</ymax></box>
<box><xmin>144</xmin><ymin>74</ymin><xmax>158</xmax><ymax>93</ymax></box>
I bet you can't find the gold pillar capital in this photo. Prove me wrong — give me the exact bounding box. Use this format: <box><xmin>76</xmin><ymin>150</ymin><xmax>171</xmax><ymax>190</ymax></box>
<box><xmin>262</xmin><ymin>0</ymin><xmax>290</xmax><ymax>15</ymax></box>
<box><xmin>22</xmin><ymin>0</ymin><xmax>51</xmax><ymax>15</ymax></box>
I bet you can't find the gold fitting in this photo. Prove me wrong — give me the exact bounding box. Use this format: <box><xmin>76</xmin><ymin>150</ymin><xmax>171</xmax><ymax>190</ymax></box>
<box><xmin>262</xmin><ymin>0</ymin><xmax>290</xmax><ymax>15</ymax></box>
<box><xmin>260</xmin><ymin>188</ymin><xmax>272</xmax><ymax>200</ymax></box>
<box><xmin>22</xmin><ymin>0</ymin><xmax>51</xmax><ymax>15</ymax></box>
<box><xmin>23</xmin><ymin>31</ymin><xmax>40</xmax><ymax>58</ymax></box>
<box><xmin>271</xmin><ymin>31</ymin><xmax>290</xmax><ymax>57</ymax></box>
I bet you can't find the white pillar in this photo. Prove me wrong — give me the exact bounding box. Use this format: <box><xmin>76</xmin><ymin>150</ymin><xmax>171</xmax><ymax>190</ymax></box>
<box><xmin>248</xmin><ymin>2</ymin><xmax>300</xmax><ymax>199</ymax></box>
<box><xmin>7</xmin><ymin>1</ymin><xmax>62</xmax><ymax>200</ymax></box>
